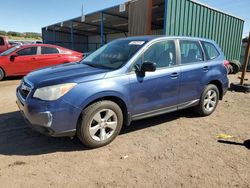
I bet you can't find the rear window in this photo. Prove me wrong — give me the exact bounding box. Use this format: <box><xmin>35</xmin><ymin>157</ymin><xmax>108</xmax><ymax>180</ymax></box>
<box><xmin>202</xmin><ymin>41</ymin><xmax>220</xmax><ymax>60</ymax></box>
<box><xmin>41</xmin><ymin>47</ymin><xmax>59</xmax><ymax>54</ymax></box>
<box><xmin>0</xmin><ymin>37</ymin><xmax>4</xmax><ymax>45</ymax></box>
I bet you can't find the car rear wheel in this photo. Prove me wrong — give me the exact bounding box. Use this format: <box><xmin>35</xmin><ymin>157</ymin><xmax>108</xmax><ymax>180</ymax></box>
<box><xmin>195</xmin><ymin>84</ymin><xmax>219</xmax><ymax>116</ymax></box>
<box><xmin>0</xmin><ymin>68</ymin><xmax>5</xmax><ymax>81</ymax></box>
<box><xmin>77</xmin><ymin>100</ymin><xmax>123</xmax><ymax>148</ymax></box>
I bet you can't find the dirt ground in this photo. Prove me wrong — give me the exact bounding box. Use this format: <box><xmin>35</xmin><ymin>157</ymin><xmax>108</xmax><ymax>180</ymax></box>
<box><xmin>0</xmin><ymin>73</ymin><xmax>249</xmax><ymax>188</ymax></box>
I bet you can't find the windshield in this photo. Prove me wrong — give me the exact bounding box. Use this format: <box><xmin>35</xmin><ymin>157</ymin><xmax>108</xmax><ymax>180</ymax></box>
<box><xmin>81</xmin><ymin>39</ymin><xmax>147</xmax><ymax>69</ymax></box>
<box><xmin>0</xmin><ymin>45</ymin><xmax>21</xmax><ymax>56</ymax></box>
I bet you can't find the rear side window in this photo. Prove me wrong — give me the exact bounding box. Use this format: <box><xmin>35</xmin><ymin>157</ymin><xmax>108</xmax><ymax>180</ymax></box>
<box><xmin>0</xmin><ymin>37</ymin><xmax>4</xmax><ymax>45</ymax></box>
<box><xmin>16</xmin><ymin>47</ymin><xmax>37</xmax><ymax>56</ymax></box>
<box><xmin>180</xmin><ymin>40</ymin><xmax>204</xmax><ymax>64</ymax></box>
<box><xmin>143</xmin><ymin>40</ymin><xmax>176</xmax><ymax>68</ymax></box>
<box><xmin>202</xmin><ymin>41</ymin><xmax>220</xmax><ymax>60</ymax></box>
<box><xmin>41</xmin><ymin>47</ymin><xmax>59</xmax><ymax>54</ymax></box>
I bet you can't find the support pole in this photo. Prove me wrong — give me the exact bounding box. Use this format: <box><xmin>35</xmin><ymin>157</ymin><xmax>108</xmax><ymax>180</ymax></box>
<box><xmin>146</xmin><ymin>0</ymin><xmax>152</xmax><ymax>35</ymax></box>
<box><xmin>163</xmin><ymin>0</ymin><xmax>168</xmax><ymax>35</ymax></box>
<box><xmin>100</xmin><ymin>12</ymin><xmax>104</xmax><ymax>46</ymax></box>
<box><xmin>53</xmin><ymin>29</ymin><xmax>56</xmax><ymax>44</ymax></box>
<box><xmin>86</xmin><ymin>36</ymin><xmax>89</xmax><ymax>52</ymax></box>
<box><xmin>70</xmin><ymin>21</ymin><xmax>74</xmax><ymax>50</ymax></box>
<box><xmin>240</xmin><ymin>31</ymin><xmax>250</xmax><ymax>85</ymax></box>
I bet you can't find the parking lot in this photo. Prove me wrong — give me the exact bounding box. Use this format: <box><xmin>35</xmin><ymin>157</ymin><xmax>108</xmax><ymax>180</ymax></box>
<box><xmin>0</xmin><ymin>74</ymin><xmax>249</xmax><ymax>187</ymax></box>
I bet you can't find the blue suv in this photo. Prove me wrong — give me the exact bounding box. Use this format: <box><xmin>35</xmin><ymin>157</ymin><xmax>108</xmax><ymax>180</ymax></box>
<box><xmin>16</xmin><ymin>36</ymin><xmax>228</xmax><ymax>148</ymax></box>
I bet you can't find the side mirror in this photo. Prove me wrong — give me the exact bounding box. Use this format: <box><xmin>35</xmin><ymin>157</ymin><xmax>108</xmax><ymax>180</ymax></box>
<box><xmin>10</xmin><ymin>54</ymin><xmax>18</xmax><ymax>62</ymax></box>
<box><xmin>141</xmin><ymin>61</ymin><xmax>156</xmax><ymax>72</ymax></box>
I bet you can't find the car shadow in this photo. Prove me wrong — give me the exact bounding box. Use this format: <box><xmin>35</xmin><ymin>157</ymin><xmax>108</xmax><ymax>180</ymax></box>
<box><xmin>218</xmin><ymin>140</ymin><xmax>250</xmax><ymax>150</ymax></box>
<box><xmin>121</xmin><ymin>108</ymin><xmax>198</xmax><ymax>134</ymax></box>
<box><xmin>3</xmin><ymin>76</ymin><xmax>23</xmax><ymax>81</ymax></box>
<box><xmin>0</xmin><ymin>109</ymin><xmax>198</xmax><ymax>156</ymax></box>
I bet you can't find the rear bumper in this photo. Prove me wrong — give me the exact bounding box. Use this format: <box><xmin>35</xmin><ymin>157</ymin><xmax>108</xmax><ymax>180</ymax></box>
<box><xmin>16</xmin><ymin>92</ymin><xmax>81</xmax><ymax>137</ymax></box>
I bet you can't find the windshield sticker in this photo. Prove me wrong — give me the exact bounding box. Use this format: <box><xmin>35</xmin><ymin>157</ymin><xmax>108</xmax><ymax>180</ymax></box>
<box><xmin>129</xmin><ymin>41</ymin><xmax>145</xmax><ymax>45</ymax></box>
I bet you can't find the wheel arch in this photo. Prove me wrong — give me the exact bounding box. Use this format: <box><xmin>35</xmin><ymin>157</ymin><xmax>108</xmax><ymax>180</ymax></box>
<box><xmin>208</xmin><ymin>80</ymin><xmax>223</xmax><ymax>100</ymax></box>
<box><xmin>0</xmin><ymin>66</ymin><xmax>6</xmax><ymax>79</ymax></box>
<box><xmin>77</xmin><ymin>95</ymin><xmax>131</xmax><ymax>129</ymax></box>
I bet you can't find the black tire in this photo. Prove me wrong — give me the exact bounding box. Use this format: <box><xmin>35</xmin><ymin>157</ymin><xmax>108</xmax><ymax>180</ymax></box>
<box><xmin>195</xmin><ymin>84</ymin><xmax>219</xmax><ymax>116</ymax></box>
<box><xmin>227</xmin><ymin>64</ymin><xmax>233</xmax><ymax>74</ymax></box>
<box><xmin>77</xmin><ymin>100</ymin><xmax>123</xmax><ymax>148</ymax></box>
<box><xmin>0</xmin><ymin>68</ymin><xmax>5</xmax><ymax>81</ymax></box>
<box><xmin>230</xmin><ymin>62</ymin><xmax>240</xmax><ymax>74</ymax></box>
<box><xmin>229</xmin><ymin>60</ymin><xmax>241</xmax><ymax>74</ymax></box>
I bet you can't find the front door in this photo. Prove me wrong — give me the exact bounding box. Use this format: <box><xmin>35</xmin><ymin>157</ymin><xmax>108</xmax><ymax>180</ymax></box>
<box><xmin>129</xmin><ymin>40</ymin><xmax>180</xmax><ymax>118</ymax></box>
<box><xmin>8</xmin><ymin>46</ymin><xmax>38</xmax><ymax>75</ymax></box>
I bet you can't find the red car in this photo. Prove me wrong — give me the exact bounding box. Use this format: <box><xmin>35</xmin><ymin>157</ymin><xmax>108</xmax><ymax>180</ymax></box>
<box><xmin>0</xmin><ymin>36</ymin><xmax>14</xmax><ymax>53</ymax></box>
<box><xmin>0</xmin><ymin>44</ymin><xmax>83</xmax><ymax>80</ymax></box>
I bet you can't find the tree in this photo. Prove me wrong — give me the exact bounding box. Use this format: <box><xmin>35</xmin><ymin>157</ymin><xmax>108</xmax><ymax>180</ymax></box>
<box><xmin>24</xmin><ymin>32</ymin><xmax>41</xmax><ymax>39</ymax></box>
<box><xmin>7</xmin><ymin>31</ymin><xmax>22</xmax><ymax>37</ymax></box>
<box><xmin>0</xmin><ymin>30</ymin><xmax>7</xmax><ymax>35</ymax></box>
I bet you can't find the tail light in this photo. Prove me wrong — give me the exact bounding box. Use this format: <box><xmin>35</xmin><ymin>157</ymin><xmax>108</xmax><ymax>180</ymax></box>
<box><xmin>223</xmin><ymin>60</ymin><xmax>229</xmax><ymax>67</ymax></box>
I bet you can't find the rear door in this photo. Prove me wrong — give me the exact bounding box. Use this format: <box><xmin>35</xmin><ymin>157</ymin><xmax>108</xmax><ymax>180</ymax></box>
<box><xmin>178</xmin><ymin>39</ymin><xmax>208</xmax><ymax>107</ymax></box>
<box><xmin>35</xmin><ymin>46</ymin><xmax>64</xmax><ymax>69</ymax></box>
<box><xmin>8</xmin><ymin>47</ymin><xmax>38</xmax><ymax>75</ymax></box>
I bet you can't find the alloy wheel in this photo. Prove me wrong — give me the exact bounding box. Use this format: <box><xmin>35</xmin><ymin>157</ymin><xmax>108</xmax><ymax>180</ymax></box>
<box><xmin>89</xmin><ymin>109</ymin><xmax>118</xmax><ymax>142</ymax></box>
<box><xmin>204</xmin><ymin>90</ymin><xmax>217</xmax><ymax>112</ymax></box>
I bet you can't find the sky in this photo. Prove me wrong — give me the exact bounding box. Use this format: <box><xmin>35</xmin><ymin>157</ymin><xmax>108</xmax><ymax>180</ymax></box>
<box><xmin>0</xmin><ymin>0</ymin><xmax>249</xmax><ymax>37</ymax></box>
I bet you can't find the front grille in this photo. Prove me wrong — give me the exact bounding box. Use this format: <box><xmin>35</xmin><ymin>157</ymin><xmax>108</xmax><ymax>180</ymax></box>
<box><xmin>18</xmin><ymin>79</ymin><xmax>32</xmax><ymax>100</ymax></box>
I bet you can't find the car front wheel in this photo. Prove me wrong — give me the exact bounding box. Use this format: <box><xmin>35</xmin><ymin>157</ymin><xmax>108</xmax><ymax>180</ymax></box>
<box><xmin>195</xmin><ymin>84</ymin><xmax>219</xmax><ymax>116</ymax></box>
<box><xmin>0</xmin><ymin>68</ymin><xmax>5</xmax><ymax>81</ymax></box>
<box><xmin>77</xmin><ymin>100</ymin><xmax>123</xmax><ymax>148</ymax></box>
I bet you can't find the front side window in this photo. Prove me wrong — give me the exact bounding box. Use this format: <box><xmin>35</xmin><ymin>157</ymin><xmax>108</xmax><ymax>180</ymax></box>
<box><xmin>135</xmin><ymin>40</ymin><xmax>176</xmax><ymax>69</ymax></box>
<box><xmin>202</xmin><ymin>41</ymin><xmax>220</xmax><ymax>60</ymax></box>
<box><xmin>16</xmin><ymin>47</ymin><xmax>37</xmax><ymax>56</ymax></box>
<box><xmin>180</xmin><ymin>40</ymin><xmax>204</xmax><ymax>64</ymax></box>
<box><xmin>41</xmin><ymin>47</ymin><xmax>59</xmax><ymax>54</ymax></box>
<box><xmin>0</xmin><ymin>37</ymin><xmax>4</xmax><ymax>45</ymax></box>
<box><xmin>0</xmin><ymin>46</ymin><xmax>21</xmax><ymax>56</ymax></box>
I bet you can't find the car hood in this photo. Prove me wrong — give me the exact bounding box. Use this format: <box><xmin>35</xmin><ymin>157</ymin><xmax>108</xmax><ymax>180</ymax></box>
<box><xmin>25</xmin><ymin>62</ymin><xmax>110</xmax><ymax>87</ymax></box>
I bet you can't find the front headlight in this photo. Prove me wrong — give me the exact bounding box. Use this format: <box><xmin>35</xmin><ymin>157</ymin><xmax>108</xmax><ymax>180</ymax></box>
<box><xmin>33</xmin><ymin>83</ymin><xmax>77</xmax><ymax>101</ymax></box>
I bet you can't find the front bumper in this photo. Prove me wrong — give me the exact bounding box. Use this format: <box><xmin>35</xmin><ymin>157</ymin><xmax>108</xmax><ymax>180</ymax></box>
<box><xmin>16</xmin><ymin>91</ymin><xmax>81</xmax><ymax>137</ymax></box>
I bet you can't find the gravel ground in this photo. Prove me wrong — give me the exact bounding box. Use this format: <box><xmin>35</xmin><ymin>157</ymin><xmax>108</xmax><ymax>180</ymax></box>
<box><xmin>0</xmin><ymin>74</ymin><xmax>249</xmax><ymax>188</ymax></box>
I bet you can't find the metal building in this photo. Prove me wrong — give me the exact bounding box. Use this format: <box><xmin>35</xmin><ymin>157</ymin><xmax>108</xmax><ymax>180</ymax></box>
<box><xmin>42</xmin><ymin>0</ymin><xmax>244</xmax><ymax>61</ymax></box>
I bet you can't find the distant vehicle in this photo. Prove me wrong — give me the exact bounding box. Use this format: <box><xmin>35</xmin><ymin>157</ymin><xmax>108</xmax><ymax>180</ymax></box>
<box><xmin>32</xmin><ymin>41</ymin><xmax>43</xmax><ymax>44</ymax></box>
<box><xmin>0</xmin><ymin>44</ymin><xmax>83</xmax><ymax>80</ymax></box>
<box><xmin>9</xmin><ymin>41</ymin><xmax>23</xmax><ymax>46</ymax></box>
<box><xmin>16</xmin><ymin>36</ymin><xmax>229</xmax><ymax>148</ymax></box>
<box><xmin>0</xmin><ymin>36</ymin><xmax>14</xmax><ymax>53</ymax></box>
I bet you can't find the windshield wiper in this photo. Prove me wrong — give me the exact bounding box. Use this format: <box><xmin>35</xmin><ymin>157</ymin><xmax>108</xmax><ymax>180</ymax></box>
<box><xmin>83</xmin><ymin>62</ymin><xmax>113</xmax><ymax>70</ymax></box>
<box><xmin>84</xmin><ymin>62</ymin><xmax>98</xmax><ymax>68</ymax></box>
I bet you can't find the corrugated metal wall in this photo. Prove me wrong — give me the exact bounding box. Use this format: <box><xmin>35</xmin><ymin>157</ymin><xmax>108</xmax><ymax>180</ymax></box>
<box><xmin>165</xmin><ymin>0</ymin><xmax>244</xmax><ymax>61</ymax></box>
<box><xmin>42</xmin><ymin>28</ymin><xmax>88</xmax><ymax>52</ymax></box>
<box><xmin>87</xmin><ymin>33</ymin><xmax>127</xmax><ymax>52</ymax></box>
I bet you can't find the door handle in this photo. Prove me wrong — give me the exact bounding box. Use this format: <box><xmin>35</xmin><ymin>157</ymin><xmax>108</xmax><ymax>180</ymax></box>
<box><xmin>203</xmin><ymin>66</ymin><xmax>209</xmax><ymax>72</ymax></box>
<box><xmin>170</xmin><ymin>72</ymin><xmax>179</xmax><ymax>79</ymax></box>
